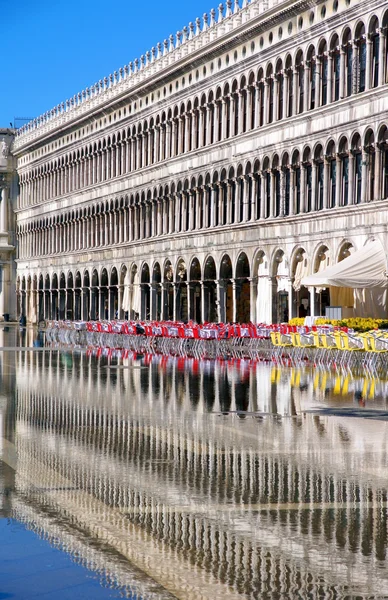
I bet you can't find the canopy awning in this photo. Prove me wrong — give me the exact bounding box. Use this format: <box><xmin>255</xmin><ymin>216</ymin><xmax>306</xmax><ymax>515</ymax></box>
<box><xmin>301</xmin><ymin>241</ymin><xmax>388</xmax><ymax>289</ymax></box>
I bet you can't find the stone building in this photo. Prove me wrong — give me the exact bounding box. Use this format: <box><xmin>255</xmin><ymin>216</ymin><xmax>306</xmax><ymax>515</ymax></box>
<box><xmin>0</xmin><ymin>130</ymin><xmax>17</xmax><ymax>321</ymax></box>
<box><xmin>12</xmin><ymin>0</ymin><xmax>388</xmax><ymax>323</ymax></box>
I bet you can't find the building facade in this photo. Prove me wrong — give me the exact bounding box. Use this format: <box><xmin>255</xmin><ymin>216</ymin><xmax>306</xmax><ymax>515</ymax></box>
<box><xmin>13</xmin><ymin>0</ymin><xmax>388</xmax><ymax>323</ymax></box>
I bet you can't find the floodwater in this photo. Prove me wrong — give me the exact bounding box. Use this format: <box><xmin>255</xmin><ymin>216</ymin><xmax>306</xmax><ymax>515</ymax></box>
<box><xmin>1</xmin><ymin>326</ymin><xmax>388</xmax><ymax>599</ymax></box>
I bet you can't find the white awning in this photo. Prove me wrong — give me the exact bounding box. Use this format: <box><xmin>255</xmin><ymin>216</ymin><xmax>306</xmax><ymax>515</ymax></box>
<box><xmin>301</xmin><ymin>241</ymin><xmax>388</xmax><ymax>289</ymax></box>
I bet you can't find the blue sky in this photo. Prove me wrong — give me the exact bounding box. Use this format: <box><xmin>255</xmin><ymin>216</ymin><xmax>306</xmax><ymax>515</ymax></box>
<box><xmin>3</xmin><ymin>0</ymin><xmax>216</xmax><ymax>128</ymax></box>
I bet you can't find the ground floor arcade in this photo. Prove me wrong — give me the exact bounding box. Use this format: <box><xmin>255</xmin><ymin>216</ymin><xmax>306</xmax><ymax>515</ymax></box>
<box><xmin>16</xmin><ymin>233</ymin><xmax>386</xmax><ymax>324</ymax></box>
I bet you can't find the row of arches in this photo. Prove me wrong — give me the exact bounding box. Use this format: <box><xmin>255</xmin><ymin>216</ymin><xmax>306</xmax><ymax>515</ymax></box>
<box><xmin>16</xmin><ymin>237</ymin><xmax>377</xmax><ymax>324</ymax></box>
<box><xmin>17</xmin><ymin>124</ymin><xmax>388</xmax><ymax>259</ymax></box>
<box><xmin>18</xmin><ymin>13</ymin><xmax>388</xmax><ymax>208</ymax></box>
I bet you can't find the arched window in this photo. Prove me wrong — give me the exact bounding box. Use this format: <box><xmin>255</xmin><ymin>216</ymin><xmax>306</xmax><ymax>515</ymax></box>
<box><xmin>275</xmin><ymin>60</ymin><xmax>284</xmax><ymax>120</ymax></box>
<box><xmin>292</xmin><ymin>150</ymin><xmax>301</xmax><ymax>214</ymax></box>
<box><xmin>282</xmin><ymin>154</ymin><xmax>291</xmax><ymax>216</ymax></box>
<box><xmin>338</xmin><ymin>137</ymin><xmax>349</xmax><ymax>206</ymax></box>
<box><xmin>314</xmin><ymin>145</ymin><xmax>324</xmax><ymax>210</ymax></box>
<box><xmin>351</xmin><ymin>134</ymin><xmax>362</xmax><ymax>204</ymax></box>
<box><xmin>303</xmin><ymin>148</ymin><xmax>312</xmax><ymax>212</ymax></box>
<box><xmin>343</xmin><ymin>29</ymin><xmax>353</xmax><ymax>96</ymax></box>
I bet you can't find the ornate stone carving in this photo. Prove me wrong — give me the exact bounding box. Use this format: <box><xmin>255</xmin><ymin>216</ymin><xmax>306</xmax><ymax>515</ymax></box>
<box><xmin>1</xmin><ymin>138</ymin><xmax>9</xmax><ymax>159</ymax></box>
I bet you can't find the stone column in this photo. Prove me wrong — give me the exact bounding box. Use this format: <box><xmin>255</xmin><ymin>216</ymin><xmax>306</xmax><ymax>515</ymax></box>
<box><xmin>365</xmin><ymin>36</ymin><xmax>372</xmax><ymax>91</ymax></box>
<box><xmin>315</xmin><ymin>57</ymin><xmax>322</xmax><ymax>107</ymax></box>
<box><xmin>222</xmin><ymin>99</ymin><xmax>228</xmax><ymax>139</ymax></box>
<box><xmin>263</xmin><ymin>80</ymin><xmax>269</xmax><ymax>124</ymax></box>
<box><xmin>348</xmin><ymin>153</ymin><xmax>355</xmax><ymax>204</ymax></box>
<box><xmin>304</xmin><ymin>61</ymin><xmax>311</xmax><ymax>111</ymax></box>
<box><xmin>327</xmin><ymin>52</ymin><xmax>333</xmax><ymax>104</ymax></box>
<box><xmin>292</xmin><ymin>69</ymin><xmax>298</xmax><ymax>115</ymax></box>
<box><xmin>198</xmin><ymin>108</ymin><xmax>205</xmax><ymax>148</ymax></box>
<box><xmin>335</xmin><ymin>155</ymin><xmax>341</xmax><ymax>207</ymax></box>
<box><xmin>361</xmin><ymin>148</ymin><xmax>368</xmax><ymax>203</ymax></box>
<box><xmin>200</xmin><ymin>282</ymin><xmax>205</xmax><ymax>324</ymax></box>
<box><xmin>273</xmin><ymin>76</ymin><xmax>279</xmax><ymax>122</ymax></box>
<box><xmin>254</xmin><ymin>83</ymin><xmax>260</xmax><ymax>128</ymax></box>
<box><xmin>251</xmin><ymin>175</ymin><xmax>257</xmax><ymax>221</ymax></box>
<box><xmin>323</xmin><ymin>158</ymin><xmax>329</xmax><ymax>209</ymax></box>
<box><xmin>0</xmin><ymin>185</ymin><xmax>8</xmax><ymax>233</ymax></box>
<box><xmin>378</xmin><ymin>28</ymin><xmax>387</xmax><ymax>86</ymax></box>
<box><xmin>188</xmin><ymin>191</ymin><xmax>194</xmax><ymax>230</ymax></box>
<box><xmin>283</xmin><ymin>71</ymin><xmax>289</xmax><ymax>119</ymax></box>
<box><xmin>260</xmin><ymin>173</ymin><xmax>266</xmax><ymax>219</ymax></box>
<box><xmin>238</xmin><ymin>92</ymin><xmax>244</xmax><ymax>135</ymax></box>
<box><xmin>206</xmin><ymin>103</ymin><xmax>213</xmax><ymax>145</ymax></box>
<box><xmin>269</xmin><ymin>171</ymin><xmax>275</xmax><ymax>218</ymax></box>
<box><xmin>279</xmin><ymin>168</ymin><xmax>285</xmax><ymax>216</ymax></box>
<box><xmin>232</xmin><ymin>280</ymin><xmax>237</xmax><ymax>323</ymax></box>
<box><xmin>300</xmin><ymin>166</ymin><xmax>306</xmax><ymax>213</ymax></box>
<box><xmin>309</xmin><ymin>288</ymin><xmax>316</xmax><ymax>318</ymax></box>
<box><xmin>311</xmin><ymin>162</ymin><xmax>317</xmax><ymax>211</ymax></box>
<box><xmin>243</xmin><ymin>175</ymin><xmax>250</xmax><ymax>222</ymax></box>
<box><xmin>184</xmin><ymin>114</ymin><xmax>190</xmax><ymax>153</ymax></box>
<box><xmin>209</xmin><ymin>184</ymin><xmax>216</xmax><ymax>227</ymax></box>
<box><xmin>289</xmin><ymin>169</ymin><xmax>295</xmax><ymax>216</ymax></box>
<box><xmin>230</xmin><ymin>94</ymin><xmax>236</xmax><ymax>136</ymax></box>
<box><xmin>352</xmin><ymin>40</ymin><xmax>359</xmax><ymax>95</ymax></box>
<box><xmin>374</xmin><ymin>144</ymin><xmax>382</xmax><ymax>201</ymax></box>
<box><xmin>246</xmin><ymin>87</ymin><xmax>252</xmax><ymax>130</ymax></box>
<box><xmin>340</xmin><ymin>46</ymin><xmax>346</xmax><ymax>99</ymax></box>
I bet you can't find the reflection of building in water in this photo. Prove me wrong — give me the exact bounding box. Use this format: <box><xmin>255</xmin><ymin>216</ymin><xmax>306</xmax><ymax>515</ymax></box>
<box><xmin>0</xmin><ymin>332</ymin><xmax>17</xmax><ymax>517</ymax></box>
<box><xmin>13</xmin><ymin>351</ymin><xmax>388</xmax><ymax>597</ymax></box>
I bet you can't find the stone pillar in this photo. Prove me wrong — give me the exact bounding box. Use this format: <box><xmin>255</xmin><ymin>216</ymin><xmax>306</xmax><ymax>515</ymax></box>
<box><xmin>0</xmin><ymin>185</ymin><xmax>8</xmax><ymax>233</ymax></box>
<box><xmin>315</xmin><ymin>57</ymin><xmax>322</xmax><ymax>107</ymax></box>
<box><xmin>260</xmin><ymin>173</ymin><xmax>266</xmax><ymax>219</ymax></box>
<box><xmin>352</xmin><ymin>40</ymin><xmax>359</xmax><ymax>95</ymax></box>
<box><xmin>365</xmin><ymin>36</ymin><xmax>372</xmax><ymax>91</ymax></box>
<box><xmin>246</xmin><ymin>87</ymin><xmax>252</xmax><ymax>130</ymax></box>
<box><xmin>280</xmin><ymin>168</ymin><xmax>285</xmax><ymax>216</ymax></box>
<box><xmin>311</xmin><ymin>162</ymin><xmax>317</xmax><ymax>211</ymax></box>
<box><xmin>300</xmin><ymin>166</ymin><xmax>306</xmax><ymax>213</ymax></box>
<box><xmin>188</xmin><ymin>191</ymin><xmax>194</xmax><ymax>230</ymax></box>
<box><xmin>348</xmin><ymin>153</ymin><xmax>355</xmax><ymax>205</ymax></box>
<box><xmin>269</xmin><ymin>171</ymin><xmax>275</xmax><ymax>218</ymax></box>
<box><xmin>292</xmin><ymin>69</ymin><xmax>298</xmax><ymax>115</ymax></box>
<box><xmin>375</xmin><ymin>145</ymin><xmax>382</xmax><ymax>201</ymax></box>
<box><xmin>327</xmin><ymin>52</ymin><xmax>333</xmax><ymax>104</ymax></box>
<box><xmin>216</xmin><ymin>280</ymin><xmax>222</xmax><ymax>323</ymax></box>
<box><xmin>304</xmin><ymin>61</ymin><xmax>311</xmax><ymax>111</ymax></box>
<box><xmin>230</xmin><ymin>94</ymin><xmax>236</xmax><ymax>136</ymax></box>
<box><xmin>361</xmin><ymin>149</ymin><xmax>368</xmax><ymax>203</ymax></box>
<box><xmin>323</xmin><ymin>159</ymin><xmax>329</xmax><ymax>209</ymax></box>
<box><xmin>289</xmin><ymin>169</ymin><xmax>295</xmax><ymax>216</ymax></box>
<box><xmin>263</xmin><ymin>80</ymin><xmax>269</xmax><ymax>124</ymax></box>
<box><xmin>335</xmin><ymin>155</ymin><xmax>341</xmax><ymax>207</ymax></box>
<box><xmin>200</xmin><ymin>282</ymin><xmax>205</xmax><ymax>324</ymax></box>
<box><xmin>254</xmin><ymin>83</ymin><xmax>260</xmax><ymax>128</ymax></box>
<box><xmin>273</xmin><ymin>76</ymin><xmax>279</xmax><ymax>122</ymax></box>
<box><xmin>222</xmin><ymin>99</ymin><xmax>228</xmax><ymax>139</ymax></box>
<box><xmin>283</xmin><ymin>71</ymin><xmax>289</xmax><ymax>119</ymax></box>
<box><xmin>309</xmin><ymin>288</ymin><xmax>316</xmax><ymax>318</ymax></box>
<box><xmin>243</xmin><ymin>175</ymin><xmax>250</xmax><ymax>222</ymax></box>
<box><xmin>232</xmin><ymin>280</ymin><xmax>237</xmax><ymax>323</ymax></box>
<box><xmin>198</xmin><ymin>108</ymin><xmax>204</xmax><ymax>148</ymax></box>
<box><xmin>237</xmin><ymin>92</ymin><xmax>244</xmax><ymax>135</ymax></box>
<box><xmin>378</xmin><ymin>28</ymin><xmax>387</xmax><ymax>86</ymax></box>
<box><xmin>340</xmin><ymin>46</ymin><xmax>346</xmax><ymax>99</ymax></box>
